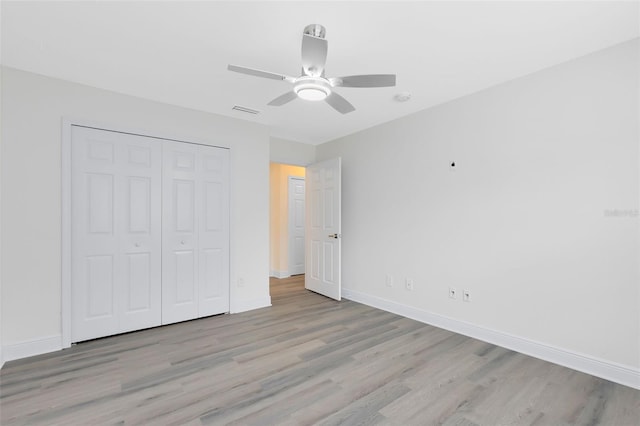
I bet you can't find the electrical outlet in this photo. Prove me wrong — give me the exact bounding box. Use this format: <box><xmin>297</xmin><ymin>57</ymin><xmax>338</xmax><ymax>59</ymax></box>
<box><xmin>405</xmin><ymin>278</ymin><xmax>414</xmax><ymax>291</ymax></box>
<box><xmin>386</xmin><ymin>274</ymin><xmax>394</xmax><ymax>288</ymax></box>
<box><xmin>449</xmin><ymin>287</ymin><xmax>457</xmax><ymax>299</ymax></box>
<box><xmin>238</xmin><ymin>278</ymin><xmax>245</xmax><ymax>287</ymax></box>
<box><xmin>463</xmin><ymin>290</ymin><xmax>471</xmax><ymax>302</ymax></box>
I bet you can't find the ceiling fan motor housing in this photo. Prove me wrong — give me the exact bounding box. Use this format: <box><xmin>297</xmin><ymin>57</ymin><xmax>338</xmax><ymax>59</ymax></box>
<box><xmin>303</xmin><ymin>24</ymin><xmax>326</xmax><ymax>39</ymax></box>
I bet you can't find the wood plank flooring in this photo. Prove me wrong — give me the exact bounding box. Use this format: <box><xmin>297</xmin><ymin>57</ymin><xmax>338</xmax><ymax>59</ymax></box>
<box><xmin>1</xmin><ymin>275</ymin><xmax>639</xmax><ymax>425</ymax></box>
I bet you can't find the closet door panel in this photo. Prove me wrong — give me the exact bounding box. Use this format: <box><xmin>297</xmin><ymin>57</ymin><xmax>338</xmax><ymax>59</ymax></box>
<box><xmin>119</xmin><ymin>138</ymin><xmax>162</xmax><ymax>333</ymax></box>
<box><xmin>162</xmin><ymin>142</ymin><xmax>199</xmax><ymax>324</ymax></box>
<box><xmin>71</xmin><ymin>130</ymin><xmax>120</xmax><ymax>342</ymax></box>
<box><xmin>198</xmin><ymin>147</ymin><xmax>230</xmax><ymax>316</ymax></box>
<box><xmin>162</xmin><ymin>142</ymin><xmax>230</xmax><ymax>323</ymax></box>
<box><xmin>71</xmin><ymin>126</ymin><xmax>162</xmax><ymax>342</ymax></box>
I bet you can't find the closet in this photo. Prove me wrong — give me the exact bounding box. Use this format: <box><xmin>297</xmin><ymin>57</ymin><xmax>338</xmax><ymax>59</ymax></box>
<box><xmin>70</xmin><ymin>126</ymin><xmax>229</xmax><ymax>343</ymax></box>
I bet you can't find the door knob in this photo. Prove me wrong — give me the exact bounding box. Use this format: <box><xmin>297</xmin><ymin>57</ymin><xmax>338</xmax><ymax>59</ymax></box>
<box><xmin>181</xmin><ymin>240</ymin><xmax>186</xmax><ymax>245</ymax></box>
<box><xmin>135</xmin><ymin>242</ymin><xmax>141</xmax><ymax>247</ymax></box>
<box><xmin>328</xmin><ymin>233</ymin><xmax>339</xmax><ymax>239</ymax></box>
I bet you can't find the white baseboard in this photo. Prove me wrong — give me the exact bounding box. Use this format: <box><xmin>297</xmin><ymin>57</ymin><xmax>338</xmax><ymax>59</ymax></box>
<box><xmin>270</xmin><ymin>270</ymin><xmax>291</xmax><ymax>279</ymax></box>
<box><xmin>2</xmin><ymin>297</ymin><xmax>272</xmax><ymax>363</ymax></box>
<box><xmin>2</xmin><ymin>335</ymin><xmax>62</xmax><ymax>363</ymax></box>
<box><xmin>342</xmin><ymin>288</ymin><xmax>640</xmax><ymax>390</ymax></box>
<box><xmin>231</xmin><ymin>296</ymin><xmax>272</xmax><ymax>313</ymax></box>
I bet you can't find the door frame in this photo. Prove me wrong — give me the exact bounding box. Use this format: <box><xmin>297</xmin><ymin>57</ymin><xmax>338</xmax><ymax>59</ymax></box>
<box><xmin>61</xmin><ymin>118</ymin><xmax>231</xmax><ymax>348</ymax></box>
<box><xmin>287</xmin><ymin>176</ymin><xmax>305</xmax><ymax>276</ymax></box>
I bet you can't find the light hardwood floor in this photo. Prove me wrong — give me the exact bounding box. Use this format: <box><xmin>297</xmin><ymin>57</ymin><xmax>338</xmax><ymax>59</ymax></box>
<box><xmin>1</xmin><ymin>275</ymin><xmax>639</xmax><ymax>425</ymax></box>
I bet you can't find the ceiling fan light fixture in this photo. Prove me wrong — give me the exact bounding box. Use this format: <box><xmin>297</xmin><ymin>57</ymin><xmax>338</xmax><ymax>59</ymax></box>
<box><xmin>294</xmin><ymin>77</ymin><xmax>331</xmax><ymax>101</ymax></box>
<box><xmin>296</xmin><ymin>85</ymin><xmax>330</xmax><ymax>101</ymax></box>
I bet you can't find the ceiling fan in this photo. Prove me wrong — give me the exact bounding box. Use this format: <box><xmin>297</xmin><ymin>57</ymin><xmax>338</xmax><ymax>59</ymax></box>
<box><xmin>227</xmin><ymin>24</ymin><xmax>396</xmax><ymax>114</ymax></box>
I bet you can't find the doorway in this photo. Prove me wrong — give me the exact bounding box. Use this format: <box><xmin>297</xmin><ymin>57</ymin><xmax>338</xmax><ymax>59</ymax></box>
<box><xmin>269</xmin><ymin>163</ymin><xmax>306</xmax><ymax>283</ymax></box>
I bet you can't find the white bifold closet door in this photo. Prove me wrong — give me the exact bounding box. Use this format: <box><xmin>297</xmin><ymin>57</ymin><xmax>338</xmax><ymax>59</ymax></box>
<box><xmin>71</xmin><ymin>126</ymin><xmax>162</xmax><ymax>342</ymax></box>
<box><xmin>71</xmin><ymin>126</ymin><xmax>230</xmax><ymax>343</ymax></box>
<box><xmin>161</xmin><ymin>140</ymin><xmax>230</xmax><ymax>325</ymax></box>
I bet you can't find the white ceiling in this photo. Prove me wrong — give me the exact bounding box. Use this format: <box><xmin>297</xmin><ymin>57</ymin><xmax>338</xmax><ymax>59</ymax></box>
<box><xmin>2</xmin><ymin>1</ymin><xmax>638</xmax><ymax>145</ymax></box>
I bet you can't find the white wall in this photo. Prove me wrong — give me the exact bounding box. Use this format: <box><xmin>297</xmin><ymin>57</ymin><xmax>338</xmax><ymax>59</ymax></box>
<box><xmin>317</xmin><ymin>40</ymin><xmax>639</xmax><ymax>384</ymax></box>
<box><xmin>1</xmin><ymin>67</ymin><xmax>271</xmax><ymax>360</ymax></box>
<box><xmin>270</xmin><ymin>137</ymin><xmax>315</xmax><ymax>166</ymax></box>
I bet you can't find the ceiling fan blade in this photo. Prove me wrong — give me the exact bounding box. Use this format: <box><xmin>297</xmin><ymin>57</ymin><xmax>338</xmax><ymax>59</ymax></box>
<box><xmin>268</xmin><ymin>91</ymin><xmax>298</xmax><ymax>106</ymax></box>
<box><xmin>228</xmin><ymin>64</ymin><xmax>294</xmax><ymax>82</ymax></box>
<box><xmin>301</xmin><ymin>34</ymin><xmax>328</xmax><ymax>77</ymax></box>
<box><xmin>325</xmin><ymin>92</ymin><xmax>355</xmax><ymax>114</ymax></box>
<box><xmin>331</xmin><ymin>74</ymin><xmax>396</xmax><ymax>88</ymax></box>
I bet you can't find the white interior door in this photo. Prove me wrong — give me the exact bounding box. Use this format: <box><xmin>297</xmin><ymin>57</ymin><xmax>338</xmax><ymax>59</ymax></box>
<box><xmin>162</xmin><ymin>141</ymin><xmax>230</xmax><ymax>324</ymax></box>
<box><xmin>71</xmin><ymin>126</ymin><xmax>162</xmax><ymax>342</ymax></box>
<box><xmin>305</xmin><ymin>158</ymin><xmax>341</xmax><ymax>300</ymax></box>
<box><xmin>288</xmin><ymin>177</ymin><xmax>305</xmax><ymax>276</ymax></box>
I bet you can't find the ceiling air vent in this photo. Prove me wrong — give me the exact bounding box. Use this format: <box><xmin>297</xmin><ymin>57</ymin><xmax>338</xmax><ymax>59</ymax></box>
<box><xmin>232</xmin><ymin>105</ymin><xmax>260</xmax><ymax>115</ymax></box>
